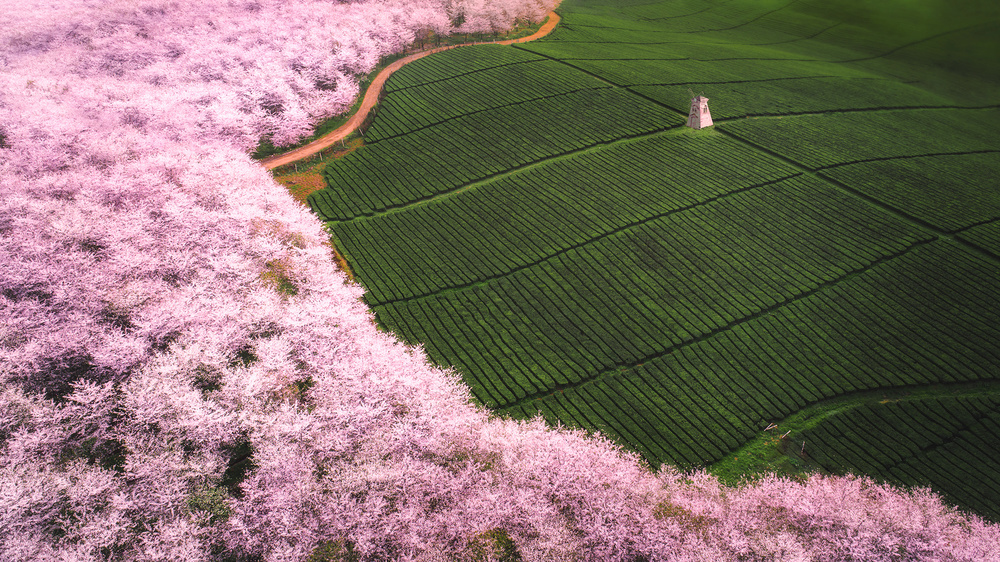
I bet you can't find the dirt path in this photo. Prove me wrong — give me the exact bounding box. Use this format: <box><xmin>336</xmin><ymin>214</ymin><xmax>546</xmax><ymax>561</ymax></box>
<box><xmin>260</xmin><ymin>12</ymin><xmax>559</xmax><ymax>170</ymax></box>
<box><xmin>261</xmin><ymin>11</ymin><xmax>561</xmax><ymax>171</ymax></box>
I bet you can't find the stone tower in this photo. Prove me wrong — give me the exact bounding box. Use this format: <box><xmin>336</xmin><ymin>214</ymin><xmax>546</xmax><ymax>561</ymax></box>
<box><xmin>687</xmin><ymin>95</ymin><xmax>713</xmax><ymax>129</ymax></box>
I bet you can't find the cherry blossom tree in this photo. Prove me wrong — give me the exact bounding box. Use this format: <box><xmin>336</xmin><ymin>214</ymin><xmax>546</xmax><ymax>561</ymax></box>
<box><xmin>1</xmin><ymin>0</ymin><xmax>997</xmax><ymax>560</ymax></box>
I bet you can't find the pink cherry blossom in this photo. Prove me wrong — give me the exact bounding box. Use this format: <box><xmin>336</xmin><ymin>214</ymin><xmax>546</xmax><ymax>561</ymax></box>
<box><xmin>1</xmin><ymin>0</ymin><xmax>996</xmax><ymax>560</ymax></box>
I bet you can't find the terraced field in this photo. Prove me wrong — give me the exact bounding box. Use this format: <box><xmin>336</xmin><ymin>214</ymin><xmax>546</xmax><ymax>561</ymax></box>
<box><xmin>308</xmin><ymin>0</ymin><xmax>1000</xmax><ymax>519</ymax></box>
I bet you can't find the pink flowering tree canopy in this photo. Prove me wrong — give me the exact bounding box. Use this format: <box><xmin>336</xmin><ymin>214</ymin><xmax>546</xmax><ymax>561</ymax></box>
<box><xmin>0</xmin><ymin>0</ymin><xmax>997</xmax><ymax>560</ymax></box>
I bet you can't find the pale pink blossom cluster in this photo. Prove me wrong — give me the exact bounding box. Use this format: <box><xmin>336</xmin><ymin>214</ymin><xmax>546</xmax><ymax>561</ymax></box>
<box><xmin>0</xmin><ymin>0</ymin><xmax>997</xmax><ymax>560</ymax></box>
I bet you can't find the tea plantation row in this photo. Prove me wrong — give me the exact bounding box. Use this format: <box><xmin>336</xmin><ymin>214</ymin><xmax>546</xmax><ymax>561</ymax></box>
<box><xmin>307</xmin><ymin>0</ymin><xmax>1000</xmax><ymax>520</ymax></box>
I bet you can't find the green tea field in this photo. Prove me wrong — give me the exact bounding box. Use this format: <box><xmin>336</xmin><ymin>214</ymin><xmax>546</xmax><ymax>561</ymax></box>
<box><xmin>308</xmin><ymin>0</ymin><xmax>1000</xmax><ymax>520</ymax></box>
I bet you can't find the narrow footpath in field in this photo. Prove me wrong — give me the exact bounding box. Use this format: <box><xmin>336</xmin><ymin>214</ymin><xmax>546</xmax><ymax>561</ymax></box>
<box><xmin>260</xmin><ymin>11</ymin><xmax>561</xmax><ymax>171</ymax></box>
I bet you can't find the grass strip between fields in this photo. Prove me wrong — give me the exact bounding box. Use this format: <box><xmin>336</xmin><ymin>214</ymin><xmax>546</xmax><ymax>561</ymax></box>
<box><xmin>710</xmin><ymin>380</ymin><xmax>1000</xmax><ymax>486</ymax></box>
<box><xmin>499</xmin><ymin>239</ymin><xmax>936</xmax><ymax>412</ymax></box>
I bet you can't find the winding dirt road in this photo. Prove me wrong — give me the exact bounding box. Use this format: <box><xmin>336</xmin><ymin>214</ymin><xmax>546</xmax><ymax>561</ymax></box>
<box><xmin>261</xmin><ymin>12</ymin><xmax>561</xmax><ymax>171</ymax></box>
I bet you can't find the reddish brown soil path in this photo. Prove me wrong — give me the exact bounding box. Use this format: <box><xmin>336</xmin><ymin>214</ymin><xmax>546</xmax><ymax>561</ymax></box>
<box><xmin>261</xmin><ymin>11</ymin><xmax>561</xmax><ymax>171</ymax></box>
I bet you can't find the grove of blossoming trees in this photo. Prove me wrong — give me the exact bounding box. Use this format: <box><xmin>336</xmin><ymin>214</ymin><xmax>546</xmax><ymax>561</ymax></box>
<box><xmin>0</xmin><ymin>0</ymin><xmax>998</xmax><ymax>560</ymax></box>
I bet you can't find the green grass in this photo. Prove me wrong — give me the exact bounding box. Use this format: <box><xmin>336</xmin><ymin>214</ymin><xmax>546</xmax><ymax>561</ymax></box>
<box><xmin>308</xmin><ymin>0</ymin><xmax>1000</xmax><ymax>520</ymax></box>
<box><xmin>709</xmin><ymin>381</ymin><xmax>1000</xmax><ymax>477</ymax></box>
<box><xmin>714</xmin><ymin>388</ymin><xmax>1000</xmax><ymax>522</ymax></box>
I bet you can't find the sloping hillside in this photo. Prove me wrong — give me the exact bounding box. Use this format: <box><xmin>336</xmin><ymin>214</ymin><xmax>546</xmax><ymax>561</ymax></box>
<box><xmin>313</xmin><ymin>0</ymin><xmax>1000</xmax><ymax>521</ymax></box>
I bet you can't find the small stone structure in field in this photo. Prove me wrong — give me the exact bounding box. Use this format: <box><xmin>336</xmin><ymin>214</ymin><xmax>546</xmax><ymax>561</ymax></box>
<box><xmin>687</xmin><ymin>95</ymin><xmax>713</xmax><ymax>129</ymax></box>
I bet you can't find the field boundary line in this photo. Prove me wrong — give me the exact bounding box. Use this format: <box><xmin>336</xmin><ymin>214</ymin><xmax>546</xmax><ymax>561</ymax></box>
<box><xmin>512</xmin><ymin>44</ymin><xmax>619</xmax><ymax>87</ymax></box>
<box><xmin>624</xmin><ymin>75</ymin><xmax>845</xmax><ymax>87</ymax></box>
<box><xmin>712</xmin><ymin>126</ymin><xmax>1000</xmax><ymax>258</ymax></box>
<box><xmin>365</xmin><ymin>173</ymin><xmax>801</xmax><ymax>308</ymax></box>
<box><xmin>684</xmin><ymin>0</ymin><xmax>801</xmax><ymax>34</ymax></box>
<box><xmin>367</xmin><ymin>85</ymin><xmax>614</xmax><ymax>144</ymax></box>
<box><xmin>562</xmin><ymin>0</ymin><xmax>799</xmax><ymax>34</ymax></box>
<box><xmin>715</xmin><ymin>105</ymin><xmax>1000</xmax><ymax>123</ymax></box>
<box><xmin>387</xmin><ymin>59</ymin><xmax>542</xmax><ymax>93</ymax></box>
<box><xmin>814</xmin><ymin>166</ymin><xmax>1000</xmax><ymax>264</ymax></box>
<box><xmin>752</xmin><ymin>22</ymin><xmax>842</xmax><ymax>46</ymax></box>
<box><xmin>499</xmin><ymin>239</ymin><xmax>935</xmax><ymax>411</ymax></box>
<box><xmin>260</xmin><ymin>12</ymin><xmax>561</xmax><ymax>170</ymax></box>
<box><xmin>710</xmin><ymin>379</ymin><xmax>1000</xmax><ymax>479</ymax></box>
<box><xmin>813</xmin><ymin>149</ymin><xmax>1000</xmax><ymax>173</ymax></box>
<box><xmin>330</xmin><ymin>125</ymin><xmax>682</xmax><ymax>223</ymax></box>
<box><xmin>642</xmin><ymin>3</ymin><xmax>722</xmax><ymax>22</ymax></box>
<box><xmin>556</xmin><ymin>57</ymin><xmax>688</xmax><ymax>61</ymax></box>
<box><xmin>951</xmin><ymin>216</ymin><xmax>1000</xmax><ymax>235</ymax></box>
<box><xmin>835</xmin><ymin>23</ymin><xmax>988</xmax><ymax>63</ymax></box>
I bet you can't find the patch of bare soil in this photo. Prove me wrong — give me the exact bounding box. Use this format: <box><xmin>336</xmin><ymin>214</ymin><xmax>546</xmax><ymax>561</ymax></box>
<box><xmin>272</xmin><ymin>138</ymin><xmax>364</xmax><ymax>206</ymax></box>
